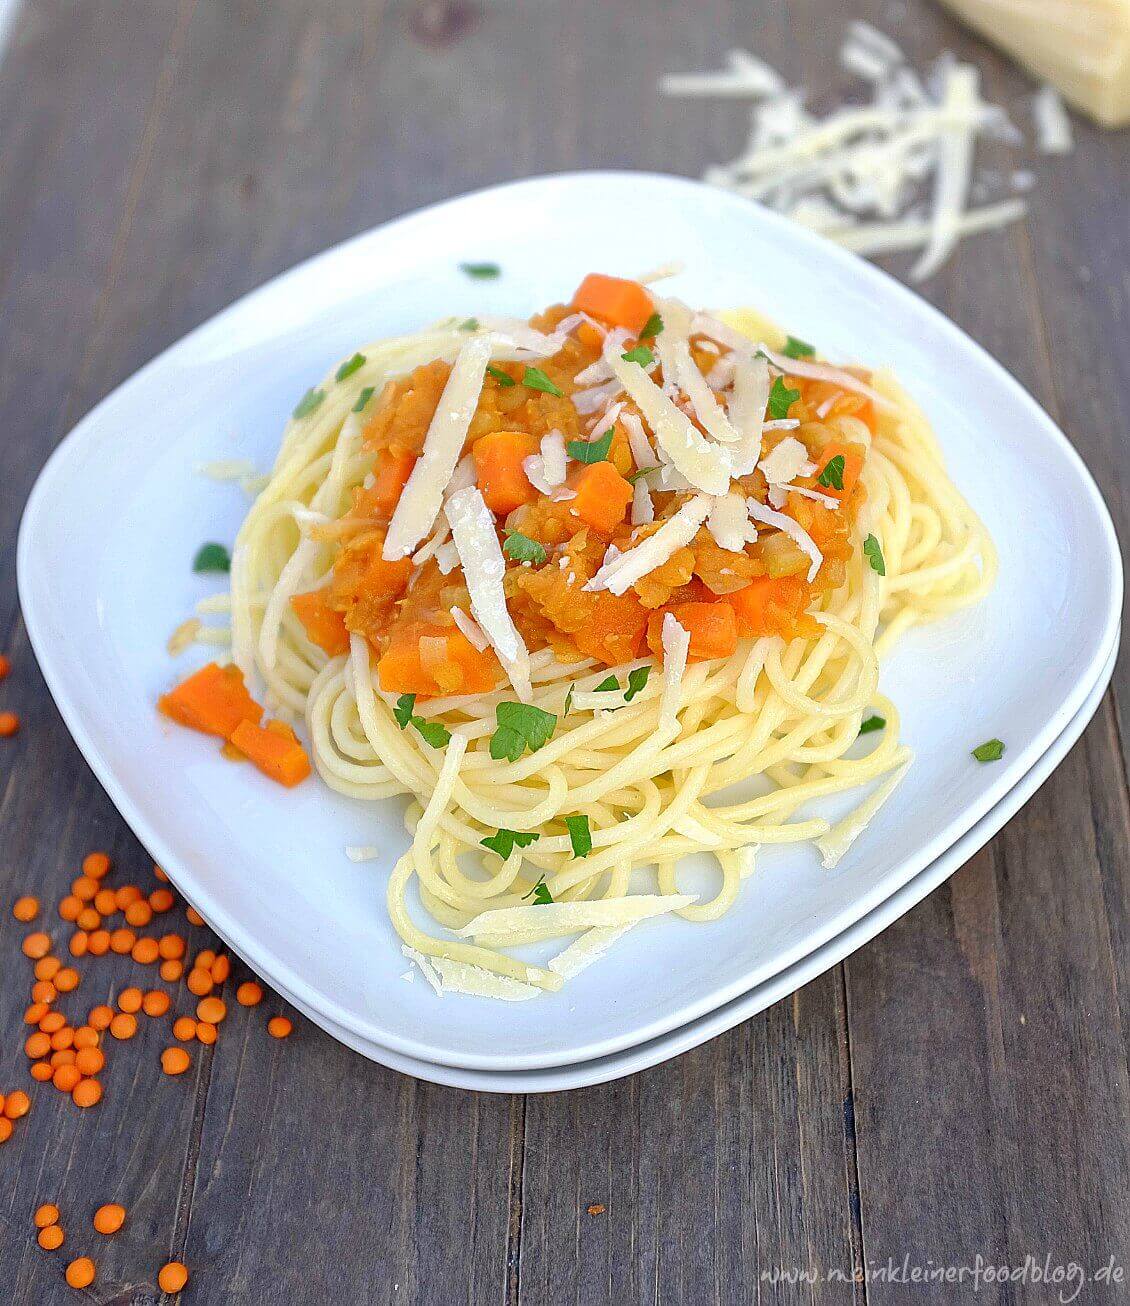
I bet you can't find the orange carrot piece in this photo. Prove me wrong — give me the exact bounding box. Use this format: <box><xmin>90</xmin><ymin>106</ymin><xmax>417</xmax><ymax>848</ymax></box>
<box><xmin>229</xmin><ymin>719</ymin><xmax>312</xmax><ymax>788</ymax></box>
<box><xmin>571</xmin><ymin>274</ymin><xmax>654</xmax><ymax>335</ymax></box>
<box><xmin>472</xmin><ymin>430</ymin><xmax>539</xmax><ymax>516</ymax></box>
<box><xmin>568</xmin><ymin>462</ymin><xmax>633</xmax><ymax>537</ymax></box>
<box><xmin>813</xmin><ymin>442</ymin><xmax>865</xmax><ymax>501</ymax></box>
<box><xmin>158</xmin><ymin>663</ymin><xmax>263</xmax><ymax>740</ymax></box>
<box><xmin>725</xmin><ymin>576</ymin><xmax>809</xmax><ymax>638</ymax></box>
<box><xmin>290</xmin><ymin>590</ymin><xmax>350</xmax><ymax>657</ymax></box>
<box><xmin>377</xmin><ymin>626</ymin><xmax>500</xmax><ymax>698</ymax></box>
<box><xmin>646</xmin><ymin>602</ymin><xmax>737</xmax><ymax>662</ymax></box>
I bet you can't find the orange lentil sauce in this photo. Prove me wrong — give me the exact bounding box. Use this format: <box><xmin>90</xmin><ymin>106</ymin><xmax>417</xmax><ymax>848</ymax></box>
<box><xmin>294</xmin><ymin>284</ymin><xmax>873</xmax><ymax>699</ymax></box>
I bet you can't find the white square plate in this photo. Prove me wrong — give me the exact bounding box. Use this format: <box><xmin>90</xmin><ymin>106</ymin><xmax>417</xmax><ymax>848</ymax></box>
<box><xmin>18</xmin><ymin>172</ymin><xmax>1122</xmax><ymax>1071</ymax></box>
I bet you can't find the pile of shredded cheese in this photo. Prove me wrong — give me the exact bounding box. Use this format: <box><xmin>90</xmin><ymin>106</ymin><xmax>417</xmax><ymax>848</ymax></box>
<box><xmin>663</xmin><ymin>21</ymin><xmax>1074</xmax><ymax>279</ymax></box>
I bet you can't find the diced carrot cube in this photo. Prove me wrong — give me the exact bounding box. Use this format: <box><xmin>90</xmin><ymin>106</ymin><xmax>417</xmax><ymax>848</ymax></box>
<box><xmin>568</xmin><ymin>461</ymin><xmax>633</xmax><ymax>537</ymax></box>
<box><xmin>158</xmin><ymin>663</ymin><xmax>263</xmax><ymax>740</ymax></box>
<box><xmin>229</xmin><ymin>719</ymin><xmax>311</xmax><ymax>788</ymax></box>
<box><xmin>473</xmin><ymin>430</ymin><xmax>539</xmax><ymax>516</ymax></box>
<box><xmin>724</xmin><ymin>576</ymin><xmax>810</xmax><ymax>638</ymax></box>
<box><xmin>646</xmin><ymin>602</ymin><xmax>737</xmax><ymax>662</ymax></box>
<box><xmin>377</xmin><ymin>626</ymin><xmax>500</xmax><ymax>698</ymax></box>
<box><xmin>813</xmin><ymin>442</ymin><xmax>865</xmax><ymax>501</ymax></box>
<box><xmin>571</xmin><ymin>274</ymin><xmax>655</xmax><ymax>335</ymax></box>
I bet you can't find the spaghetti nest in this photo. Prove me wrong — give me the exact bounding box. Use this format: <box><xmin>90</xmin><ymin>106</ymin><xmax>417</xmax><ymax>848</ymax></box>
<box><xmin>229</xmin><ymin>308</ymin><xmax>994</xmax><ymax>996</ymax></box>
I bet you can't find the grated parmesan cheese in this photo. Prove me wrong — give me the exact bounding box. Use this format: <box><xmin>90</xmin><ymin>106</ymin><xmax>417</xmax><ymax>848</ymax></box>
<box><xmin>384</xmin><ymin>335</ymin><xmax>492</xmax><ymax>560</ymax></box>
<box><xmin>1033</xmin><ymin>83</ymin><xmax>1075</xmax><ymax>154</ymax></box>
<box><xmin>660</xmin><ymin>614</ymin><xmax>691</xmax><ymax>730</ymax></box>
<box><xmin>815</xmin><ymin>752</ymin><xmax>913</xmax><ymax>868</ymax></box>
<box><xmin>345</xmin><ymin>845</ymin><xmax>380</xmax><ymax>862</ymax></box>
<box><xmin>586</xmin><ymin>495</ymin><xmax>713</xmax><ymax>595</ymax></box>
<box><xmin>450</xmin><ymin>607</ymin><xmax>489</xmax><ymax>652</ymax></box>
<box><xmin>758</xmin><ymin>436</ymin><xmax>816</xmax><ymax>487</ymax></box>
<box><xmin>458</xmin><ymin>894</ymin><xmax>695</xmax><ymax>947</ymax></box>
<box><xmin>707</xmin><ymin>492</ymin><xmax>750</xmax><ymax>552</ymax></box>
<box><xmin>747</xmin><ymin>497</ymin><xmax>823</xmax><ymax>581</ymax></box>
<box><xmin>548</xmin><ymin>924</ymin><xmax>638</xmax><ymax>980</ymax></box>
<box><xmin>444</xmin><ymin>486</ymin><xmax>532</xmax><ymax>699</ymax></box>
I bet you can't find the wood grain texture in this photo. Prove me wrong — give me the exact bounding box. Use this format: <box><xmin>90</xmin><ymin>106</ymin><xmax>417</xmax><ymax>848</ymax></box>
<box><xmin>0</xmin><ymin>0</ymin><xmax>1125</xmax><ymax>1303</ymax></box>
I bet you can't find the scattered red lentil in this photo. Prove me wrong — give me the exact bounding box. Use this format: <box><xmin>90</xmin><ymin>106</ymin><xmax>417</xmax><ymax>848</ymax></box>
<box><xmin>109</xmin><ymin>1013</ymin><xmax>137</xmax><ymax>1040</ymax></box>
<box><xmin>34</xmin><ymin>1203</ymin><xmax>60</xmax><ymax>1228</ymax></box>
<box><xmin>88</xmin><ymin>1005</ymin><xmax>114</xmax><ymax>1031</ymax></box>
<box><xmin>72</xmin><ymin>1079</ymin><xmax>102</xmax><ymax>1108</ymax></box>
<box><xmin>39</xmin><ymin>1011</ymin><xmax>66</xmax><ymax>1034</ymax></box>
<box><xmin>185</xmin><ymin>907</ymin><xmax>205</xmax><ymax>927</ymax></box>
<box><xmin>236</xmin><ymin>981</ymin><xmax>263</xmax><ymax>1007</ymax></box>
<box><xmin>13</xmin><ymin>896</ymin><xmax>40</xmax><ymax>922</ymax></box>
<box><xmin>54</xmin><ymin>967</ymin><xmax>80</xmax><ymax>993</ymax></box>
<box><xmin>68</xmin><ymin>931</ymin><xmax>89</xmax><ymax>958</ymax></box>
<box><xmin>109</xmin><ymin>928</ymin><xmax>136</xmax><ymax>954</ymax></box>
<box><xmin>25</xmin><ymin>1002</ymin><xmax>50</xmax><ymax>1025</ymax></box>
<box><xmin>93</xmin><ymin>1203</ymin><xmax>126</xmax><ymax>1235</ymax></box>
<box><xmin>161</xmin><ymin>1047</ymin><xmax>191</xmax><ymax>1076</ymax></box>
<box><xmin>58</xmin><ymin>895</ymin><xmax>82</xmax><ymax>922</ymax></box>
<box><xmin>22</xmin><ymin>932</ymin><xmax>52</xmax><ymax>960</ymax></box>
<box><xmin>75</xmin><ymin>1046</ymin><xmax>105</xmax><ymax>1077</ymax></box>
<box><xmin>88</xmin><ymin>930</ymin><xmax>111</xmax><ymax>956</ymax></box>
<box><xmin>82</xmin><ymin>851</ymin><xmax>112</xmax><ymax>879</ymax></box>
<box><xmin>38</xmin><ymin>1224</ymin><xmax>64</xmax><ymax>1251</ymax></box>
<box><xmin>4</xmin><ymin>1091</ymin><xmax>31</xmax><ymax>1119</ymax></box>
<box><xmin>132</xmin><ymin>937</ymin><xmax>160</xmax><ymax>965</ymax></box>
<box><xmin>267</xmin><ymin>1016</ymin><xmax>293</xmax><ymax>1039</ymax></box>
<box><xmin>0</xmin><ymin>711</ymin><xmax>19</xmax><ymax>737</ymax></box>
<box><xmin>53</xmin><ymin>1064</ymin><xmax>82</xmax><ymax>1093</ymax></box>
<box><xmin>35</xmin><ymin>955</ymin><xmax>62</xmax><ymax>981</ymax></box>
<box><xmin>65</xmin><ymin>1256</ymin><xmax>96</xmax><ymax>1289</ymax></box>
<box><xmin>94</xmin><ymin>888</ymin><xmax>117</xmax><ymax>916</ymax></box>
<box><xmin>186</xmin><ymin>969</ymin><xmax>213</xmax><ymax>997</ymax></box>
<box><xmin>117</xmin><ymin>987</ymin><xmax>143</xmax><ymax>1014</ymax></box>
<box><xmin>196</xmin><ymin>1022</ymin><xmax>218</xmax><ymax>1046</ymax></box>
<box><xmin>172</xmin><ymin>1017</ymin><xmax>197</xmax><ymax>1042</ymax></box>
<box><xmin>72</xmin><ymin>876</ymin><xmax>98</xmax><ymax>902</ymax></box>
<box><xmin>153</xmin><ymin>864</ymin><xmax>169</xmax><ymax>883</ymax></box>
<box><xmin>148</xmin><ymin>888</ymin><xmax>175</xmax><ymax>913</ymax></box>
<box><xmin>160</xmin><ymin>959</ymin><xmax>184</xmax><ymax>983</ymax></box>
<box><xmin>158</xmin><ymin>1261</ymin><xmax>189</xmax><ymax>1293</ymax></box>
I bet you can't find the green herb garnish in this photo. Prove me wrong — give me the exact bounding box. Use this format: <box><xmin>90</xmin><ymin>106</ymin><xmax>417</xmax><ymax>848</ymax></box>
<box><xmin>459</xmin><ymin>317</ymin><xmax>479</xmax><ymax>332</ymax></box>
<box><xmin>639</xmin><ymin>312</ymin><xmax>664</xmax><ymax>339</ymax></box>
<box><xmin>412</xmin><ymin>718</ymin><xmax>451</xmax><ymax>749</ymax></box>
<box><xmin>352</xmin><ymin>386</ymin><xmax>375</xmax><ymax>412</ymax></box>
<box><xmin>767</xmin><ymin>375</ymin><xmax>800</xmax><ymax>420</ymax></box>
<box><xmin>859</xmin><ymin>715</ymin><xmax>886</xmax><ymax>735</ymax></box>
<box><xmin>335</xmin><ymin>352</ymin><xmax>366</xmax><ymax>382</ymax></box>
<box><xmin>863</xmin><ymin>534</ymin><xmax>886</xmax><ymax>576</ymax></box>
<box><xmin>292</xmin><ymin>387</ymin><xmax>325</xmax><ymax>419</ymax></box>
<box><xmin>624</xmin><ymin>665</ymin><xmax>651</xmax><ymax>702</ymax></box>
<box><xmin>621</xmin><ymin>344</ymin><xmax>655</xmax><ymax>367</ymax></box>
<box><xmin>460</xmin><ymin>262</ymin><xmax>500</xmax><ymax>279</ymax></box>
<box><xmin>972</xmin><ymin>739</ymin><xmax>1005</xmax><ymax>763</ymax></box>
<box><xmin>489</xmin><ymin>702</ymin><xmax>558</xmax><ymax>763</ymax></box>
<box><xmin>564</xmin><ymin>684</ymin><xmax>575</xmax><ymax>716</ymax></box>
<box><xmin>487</xmin><ymin>364</ymin><xmax>516</xmax><ymax>388</ymax></box>
<box><xmin>522</xmin><ymin>873</ymin><xmax>553</xmax><ymax>904</ymax></box>
<box><xmin>192</xmin><ymin>543</ymin><xmax>231</xmax><ymax>574</ymax></box>
<box><xmin>502</xmin><ymin>531</ymin><xmax>547</xmax><ymax>565</ymax></box>
<box><xmin>522</xmin><ymin>366</ymin><xmax>563</xmax><ymax>397</ymax></box>
<box><xmin>393</xmin><ymin>693</ymin><xmax>416</xmax><ymax>730</ymax></box>
<box><xmin>594</xmin><ymin>675</ymin><xmax>620</xmax><ymax>693</ymax></box>
<box><xmin>481</xmin><ymin>828</ymin><xmax>540</xmax><ymax>859</ymax></box>
<box><xmin>566</xmin><ymin>427</ymin><xmax>613</xmax><ymax>464</ymax></box>
<box><xmin>783</xmin><ymin>335</ymin><xmax>815</xmax><ymax>359</ymax></box>
<box><xmin>818</xmin><ymin>454</ymin><xmax>845</xmax><ymax>491</ymax></box>
<box><xmin>564</xmin><ymin>814</ymin><xmax>593</xmax><ymax>859</ymax></box>
<box><xmin>626</xmin><ymin>467</ymin><xmax>654</xmax><ymax>484</ymax></box>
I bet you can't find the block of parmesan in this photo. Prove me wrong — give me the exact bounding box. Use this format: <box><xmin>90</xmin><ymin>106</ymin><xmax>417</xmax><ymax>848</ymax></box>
<box><xmin>936</xmin><ymin>0</ymin><xmax>1130</xmax><ymax>126</ymax></box>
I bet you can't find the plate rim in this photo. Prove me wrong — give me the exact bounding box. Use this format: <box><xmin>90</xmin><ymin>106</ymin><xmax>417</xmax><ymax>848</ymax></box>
<box><xmin>17</xmin><ymin>168</ymin><xmax>1125</xmax><ymax>1070</ymax></box>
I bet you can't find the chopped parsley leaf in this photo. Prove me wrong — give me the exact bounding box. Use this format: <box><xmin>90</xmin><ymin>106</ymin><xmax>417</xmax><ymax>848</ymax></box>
<box><xmin>459</xmin><ymin>317</ymin><xmax>479</xmax><ymax>332</ymax></box>
<box><xmin>639</xmin><ymin>312</ymin><xmax>664</xmax><ymax>339</ymax></box>
<box><xmin>335</xmin><ymin>352</ymin><xmax>366</xmax><ymax>381</ymax></box>
<box><xmin>412</xmin><ymin>718</ymin><xmax>451</xmax><ymax>749</ymax></box>
<box><xmin>564</xmin><ymin>814</ymin><xmax>593</xmax><ymax>858</ymax></box>
<box><xmin>972</xmin><ymin>738</ymin><xmax>1005</xmax><ymax>763</ymax></box>
<box><xmin>522</xmin><ymin>873</ymin><xmax>554</xmax><ymax>904</ymax></box>
<box><xmin>626</xmin><ymin>467</ymin><xmax>654</xmax><ymax>484</ymax></box>
<box><xmin>566</xmin><ymin>427</ymin><xmax>613</xmax><ymax>464</ymax></box>
<box><xmin>594</xmin><ymin>675</ymin><xmax>620</xmax><ymax>693</ymax></box>
<box><xmin>502</xmin><ymin>530</ymin><xmax>547</xmax><ymax>565</ymax></box>
<box><xmin>393</xmin><ymin>693</ymin><xmax>416</xmax><ymax>730</ymax></box>
<box><xmin>818</xmin><ymin>454</ymin><xmax>845</xmax><ymax>491</ymax></box>
<box><xmin>489</xmin><ymin>702</ymin><xmax>557</xmax><ymax>763</ymax></box>
<box><xmin>487</xmin><ymin>364</ymin><xmax>516</xmax><ymax>387</ymax></box>
<box><xmin>522</xmin><ymin>366</ymin><xmax>563</xmax><ymax>397</ymax></box>
<box><xmin>621</xmin><ymin>344</ymin><xmax>654</xmax><ymax>367</ymax></box>
<box><xmin>192</xmin><ymin>543</ymin><xmax>231</xmax><ymax>574</ymax></box>
<box><xmin>481</xmin><ymin>828</ymin><xmax>540</xmax><ymax>859</ymax></box>
<box><xmin>767</xmin><ymin>375</ymin><xmax>800</xmax><ymax>420</ymax></box>
<box><xmin>783</xmin><ymin>335</ymin><xmax>816</xmax><ymax>359</ymax></box>
<box><xmin>624</xmin><ymin>665</ymin><xmax>651</xmax><ymax>702</ymax></box>
<box><xmin>292</xmin><ymin>387</ymin><xmax>325</xmax><ymax>419</ymax></box>
<box><xmin>859</xmin><ymin>714</ymin><xmax>886</xmax><ymax>735</ymax></box>
<box><xmin>863</xmin><ymin>534</ymin><xmax>886</xmax><ymax>576</ymax></box>
<box><xmin>352</xmin><ymin>385</ymin><xmax>375</xmax><ymax>412</ymax></box>
<box><xmin>460</xmin><ymin>262</ymin><xmax>500</xmax><ymax>279</ymax></box>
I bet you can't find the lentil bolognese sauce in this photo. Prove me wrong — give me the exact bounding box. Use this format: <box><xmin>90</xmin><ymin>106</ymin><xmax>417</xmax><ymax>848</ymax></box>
<box><xmin>161</xmin><ymin>271</ymin><xmax>994</xmax><ymax>999</ymax></box>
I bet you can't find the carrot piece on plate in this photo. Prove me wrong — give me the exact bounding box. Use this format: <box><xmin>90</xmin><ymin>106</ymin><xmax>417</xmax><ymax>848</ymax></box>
<box><xmin>158</xmin><ymin>663</ymin><xmax>262</xmax><ymax>739</ymax></box>
<box><xmin>229</xmin><ymin>719</ymin><xmax>312</xmax><ymax>788</ymax></box>
<box><xmin>647</xmin><ymin>601</ymin><xmax>737</xmax><ymax>662</ymax></box>
<box><xmin>812</xmin><ymin>442</ymin><xmax>865</xmax><ymax>501</ymax></box>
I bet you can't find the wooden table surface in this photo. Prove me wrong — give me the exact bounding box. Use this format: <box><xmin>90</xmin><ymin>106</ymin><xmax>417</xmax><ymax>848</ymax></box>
<box><xmin>1</xmin><ymin>1</ymin><xmax>1127</xmax><ymax>1301</ymax></box>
